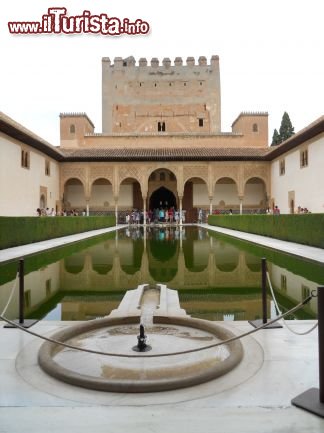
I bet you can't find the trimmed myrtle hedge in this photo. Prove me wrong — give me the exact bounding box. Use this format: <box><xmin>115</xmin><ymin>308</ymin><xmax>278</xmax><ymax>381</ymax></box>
<box><xmin>208</xmin><ymin>213</ymin><xmax>324</xmax><ymax>249</ymax></box>
<box><xmin>0</xmin><ymin>216</ymin><xmax>116</xmax><ymax>250</ymax></box>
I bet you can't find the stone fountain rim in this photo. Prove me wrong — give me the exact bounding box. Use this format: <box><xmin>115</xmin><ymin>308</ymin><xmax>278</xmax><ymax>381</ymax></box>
<box><xmin>38</xmin><ymin>315</ymin><xmax>243</xmax><ymax>393</ymax></box>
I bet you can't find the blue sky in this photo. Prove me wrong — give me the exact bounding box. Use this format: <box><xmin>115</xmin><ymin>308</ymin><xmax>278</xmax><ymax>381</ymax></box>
<box><xmin>1</xmin><ymin>0</ymin><xmax>323</xmax><ymax>145</ymax></box>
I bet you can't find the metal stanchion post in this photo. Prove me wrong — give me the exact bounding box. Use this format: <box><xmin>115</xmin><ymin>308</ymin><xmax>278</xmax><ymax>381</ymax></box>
<box><xmin>18</xmin><ymin>258</ymin><xmax>24</xmax><ymax>324</ymax></box>
<box><xmin>292</xmin><ymin>286</ymin><xmax>324</xmax><ymax>417</ymax></box>
<box><xmin>4</xmin><ymin>258</ymin><xmax>38</xmax><ymax>329</ymax></box>
<box><xmin>261</xmin><ymin>258</ymin><xmax>267</xmax><ymax>324</ymax></box>
<box><xmin>249</xmin><ymin>257</ymin><xmax>282</xmax><ymax>329</ymax></box>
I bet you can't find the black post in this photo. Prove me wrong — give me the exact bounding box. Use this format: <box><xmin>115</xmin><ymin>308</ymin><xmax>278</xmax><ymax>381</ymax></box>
<box><xmin>18</xmin><ymin>258</ymin><xmax>24</xmax><ymax>324</ymax></box>
<box><xmin>248</xmin><ymin>257</ymin><xmax>282</xmax><ymax>329</ymax></box>
<box><xmin>4</xmin><ymin>257</ymin><xmax>38</xmax><ymax>329</ymax></box>
<box><xmin>319</xmin><ymin>287</ymin><xmax>324</xmax><ymax>403</ymax></box>
<box><xmin>291</xmin><ymin>286</ymin><xmax>324</xmax><ymax>416</ymax></box>
<box><xmin>261</xmin><ymin>257</ymin><xmax>267</xmax><ymax>324</ymax></box>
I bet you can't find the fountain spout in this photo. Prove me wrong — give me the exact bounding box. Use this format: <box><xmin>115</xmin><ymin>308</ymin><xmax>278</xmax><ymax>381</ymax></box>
<box><xmin>137</xmin><ymin>324</ymin><xmax>147</xmax><ymax>350</ymax></box>
<box><xmin>133</xmin><ymin>323</ymin><xmax>152</xmax><ymax>352</ymax></box>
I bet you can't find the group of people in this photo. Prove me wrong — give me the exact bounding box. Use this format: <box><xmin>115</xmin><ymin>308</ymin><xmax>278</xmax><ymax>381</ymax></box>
<box><xmin>126</xmin><ymin>207</ymin><xmax>186</xmax><ymax>225</ymax></box>
<box><xmin>266</xmin><ymin>206</ymin><xmax>281</xmax><ymax>215</ymax></box>
<box><xmin>36</xmin><ymin>207</ymin><xmax>56</xmax><ymax>216</ymax></box>
<box><xmin>297</xmin><ymin>206</ymin><xmax>310</xmax><ymax>214</ymax></box>
<box><xmin>36</xmin><ymin>208</ymin><xmax>82</xmax><ymax>216</ymax></box>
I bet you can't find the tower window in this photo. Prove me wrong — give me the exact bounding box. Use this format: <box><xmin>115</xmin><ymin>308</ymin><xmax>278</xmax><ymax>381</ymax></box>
<box><xmin>45</xmin><ymin>160</ymin><xmax>50</xmax><ymax>176</ymax></box>
<box><xmin>154</xmin><ymin>83</ymin><xmax>157</xmax><ymax>87</ymax></box>
<box><xmin>300</xmin><ymin>149</ymin><xmax>308</xmax><ymax>168</ymax></box>
<box><xmin>252</xmin><ymin>123</ymin><xmax>258</xmax><ymax>132</ymax></box>
<box><xmin>158</xmin><ymin>121</ymin><xmax>166</xmax><ymax>132</ymax></box>
<box><xmin>198</xmin><ymin>118</ymin><xmax>204</xmax><ymax>127</ymax></box>
<box><xmin>279</xmin><ymin>159</ymin><xmax>285</xmax><ymax>176</ymax></box>
<box><xmin>21</xmin><ymin>149</ymin><xmax>30</xmax><ymax>169</ymax></box>
<box><xmin>70</xmin><ymin>124</ymin><xmax>75</xmax><ymax>134</ymax></box>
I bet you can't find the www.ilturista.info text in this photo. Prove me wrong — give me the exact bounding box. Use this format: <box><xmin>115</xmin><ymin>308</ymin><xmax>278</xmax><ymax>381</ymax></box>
<box><xmin>8</xmin><ymin>8</ymin><xmax>150</xmax><ymax>35</ymax></box>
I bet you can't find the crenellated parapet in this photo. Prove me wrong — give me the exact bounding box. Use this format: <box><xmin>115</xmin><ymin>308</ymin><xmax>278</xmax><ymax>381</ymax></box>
<box><xmin>102</xmin><ymin>55</ymin><xmax>219</xmax><ymax>68</ymax></box>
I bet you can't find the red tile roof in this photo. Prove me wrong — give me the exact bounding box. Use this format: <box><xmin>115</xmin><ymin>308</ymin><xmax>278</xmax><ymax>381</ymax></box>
<box><xmin>61</xmin><ymin>147</ymin><xmax>269</xmax><ymax>161</ymax></box>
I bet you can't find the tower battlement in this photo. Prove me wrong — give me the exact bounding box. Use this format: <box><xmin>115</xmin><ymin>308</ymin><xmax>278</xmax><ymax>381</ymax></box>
<box><xmin>102</xmin><ymin>55</ymin><xmax>219</xmax><ymax>69</ymax></box>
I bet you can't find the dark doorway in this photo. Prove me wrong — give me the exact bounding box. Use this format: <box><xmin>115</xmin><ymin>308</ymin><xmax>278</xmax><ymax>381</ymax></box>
<box><xmin>149</xmin><ymin>187</ymin><xmax>176</xmax><ymax>210</ymax></box>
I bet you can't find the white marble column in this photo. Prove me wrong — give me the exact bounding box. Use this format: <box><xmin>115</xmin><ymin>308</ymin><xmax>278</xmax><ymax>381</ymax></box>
<box><xmin>143</xmin><ymin>196</ymin><xmax>147</xmax><ymax>226</ymax></box>
<box><xmin>84</xmin><ymin>196</ymin><xmax>90</xmax><ymax>216</ymax></box>
<box><xmin>239</xmin><ymin>196</ymin><xmax>243</xmax><ymax>215</ymax></box>
<box><xmin>114</xmin><ymin>197</ymin><xmax>118</xmax><ymax>224</ymax></box>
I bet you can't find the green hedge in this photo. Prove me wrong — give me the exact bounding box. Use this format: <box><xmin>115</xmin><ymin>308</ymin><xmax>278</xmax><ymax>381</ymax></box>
<box><xmin>208</xmin><ymin>213</ymin><xmax>324</xmax><ymax>249</ymax></box>
<box><xmin>0</xmin><ymin>216</ymin><xmax>116</xmax><ymax>250</ymax></box>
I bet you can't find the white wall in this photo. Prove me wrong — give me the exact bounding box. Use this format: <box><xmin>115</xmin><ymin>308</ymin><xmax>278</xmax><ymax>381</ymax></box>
<box><xmin>213</xmin><ymin>183</ymin><xmax>240</xmax><ymax>206</ymax></box>
<box><xmin>90</xmin><ymin>184</ymin><xmax>113</xmax><ymax>207</ymax></box>
<box><xmin>244</xmin><ymin>183</ymin><xmax>265</xmax><ymax>206</ymax></box>
<box><xmin>271</xmin><ymin>134</ymin><xmax>324</xmax><ymax>213</ymax></box>
<box><xmin>0</xmin><ymin>133</ymin><xmax>60</xmax><ymax>216</ymax></box>
<box><xmin>193</xmin><ymin>183</ymin><xmax>209</xmax><ymax>206</ymax></box>
<box><xmin>118</xmin><ymin>184</ymin><xmax>133</xmax><ymax>208</ymax></box>
<box><xmin>65</xmin><ymin>184</ymin><xmax>85</xmax><ymax>208</ymax></box>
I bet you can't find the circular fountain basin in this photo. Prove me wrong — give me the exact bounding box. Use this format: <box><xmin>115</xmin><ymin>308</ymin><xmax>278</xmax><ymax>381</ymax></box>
<box><xmin>38</xmin><ymin>315</ymin><xmax>243</xmax><ymax>393</ymax></box>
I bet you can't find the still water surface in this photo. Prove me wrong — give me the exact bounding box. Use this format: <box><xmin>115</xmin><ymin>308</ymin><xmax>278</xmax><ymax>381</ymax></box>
<box><xmin>0</xmin><ymin>226</ymin><xmax>322</xmax><ymax>321</ymax></box>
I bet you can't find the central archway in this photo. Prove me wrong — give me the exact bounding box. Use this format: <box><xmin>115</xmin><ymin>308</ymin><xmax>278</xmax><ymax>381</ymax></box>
<box><xmin>149</xmin><ymin>187</ymin><xmax>177</xmax><ymax>210</ymax></box>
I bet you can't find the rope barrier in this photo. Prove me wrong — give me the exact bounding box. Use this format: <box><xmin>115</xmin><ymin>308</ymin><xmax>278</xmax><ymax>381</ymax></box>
<box><xmin>0</xmin><ymin>272</ymin><xmax>19</xmax><ymax>317</ymax></box>
<box><xmin>266</xmin><ymin>270</ymin><xmax>318</xmax><ymax>335</ymax></box>
<box><xmin>0</xmin><ymin>293</ymin><xmax>314</xmax><ymax>358</ymax></box>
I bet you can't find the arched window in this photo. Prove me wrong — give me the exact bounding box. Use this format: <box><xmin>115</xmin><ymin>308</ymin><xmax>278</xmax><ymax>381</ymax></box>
<box><xmin>70</xmin><ymin>124</ymin><xmax>75</xmax><ymax>134</ymax></box>
<box><xmin>158</xmin><ymin>121</ymin><xmax>166</xmax><ymax>132</ymax></box>
<box><xmin>21</xmin><ymin>149</ymin><xmax>30</xmax><ymax>168</ymax></box>
<box><xmin>252</xmin><ymin>123</ymin><xmax>258</xmax><ymax>132</ymax></box>
<box><xmin>45</xmin><ymin>160</ymin><xmax>50</xmax><ymax>176</ymax></box>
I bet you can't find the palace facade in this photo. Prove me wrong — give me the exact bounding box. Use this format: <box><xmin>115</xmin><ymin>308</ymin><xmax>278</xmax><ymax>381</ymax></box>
<box><xmin>1</xmin><ymin>55</ymin><xmax>324</xmax><ymax>219</ymax></box>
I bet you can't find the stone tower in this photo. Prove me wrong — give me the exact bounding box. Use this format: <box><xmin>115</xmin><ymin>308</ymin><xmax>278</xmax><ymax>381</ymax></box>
<box><xmin>102</xmin><ymin>55</ymin><xmax>221</xmax><ymax>134</ymax></box>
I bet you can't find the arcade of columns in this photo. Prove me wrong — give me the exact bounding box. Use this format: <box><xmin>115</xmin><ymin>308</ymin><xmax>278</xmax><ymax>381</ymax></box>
<box><xmin>60</xmin><ymin>161</ymin><xmax>271</xmax><ymax>219</ymax></box>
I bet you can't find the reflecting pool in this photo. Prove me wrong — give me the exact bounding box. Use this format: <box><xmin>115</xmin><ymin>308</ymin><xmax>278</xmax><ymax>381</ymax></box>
<box><xmin>0</xmin><ymin>226</ymin><xmax>322</xmax><ymax>321</ymax></box>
